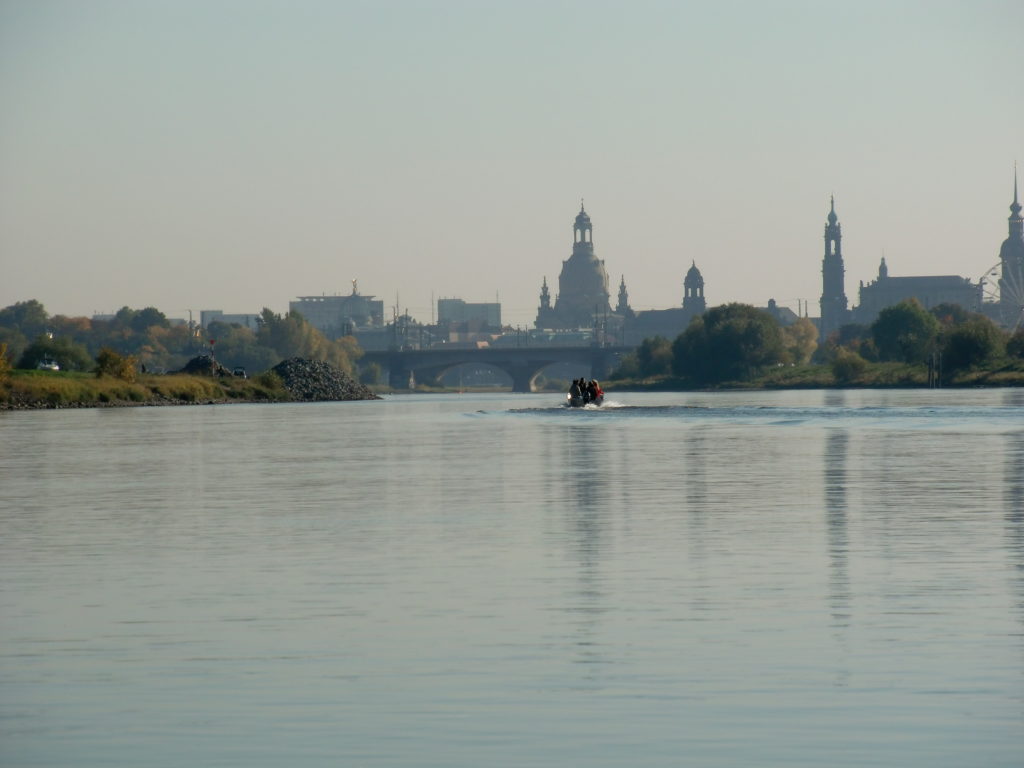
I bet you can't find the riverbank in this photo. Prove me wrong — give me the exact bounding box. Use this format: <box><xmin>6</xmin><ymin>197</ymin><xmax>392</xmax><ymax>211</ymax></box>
<box><xmin>603</xmin><ymin>359</ymin><xmax>1024</xmax><ymax>392</ymax></box>
<box><xmin>1</xmin><ymin>360</ymin><xmax>380</xmax><ymax>410</ymax></box>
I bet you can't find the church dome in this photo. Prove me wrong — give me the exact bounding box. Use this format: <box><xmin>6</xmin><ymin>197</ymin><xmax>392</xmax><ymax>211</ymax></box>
<box><xmin>575</xmin><ymin>204</ymin><xmax>591</xmax><ymax>228</ymax></box>
<box><xmin>685</xmin><ymin>261</ymin><xmax>703</xmax><ymax>286</ymax></box>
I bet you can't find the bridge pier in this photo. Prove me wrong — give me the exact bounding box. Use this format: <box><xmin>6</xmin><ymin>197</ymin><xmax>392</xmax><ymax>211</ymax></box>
<box><xmin>507</xmin><ymin>364</ymin><xmax>538</xmax><ymax>393</ymax></box>
<box><xmin>388</xmin><ymin>365</ymin><xmax>414</xmax><ymax>390</ymax></box>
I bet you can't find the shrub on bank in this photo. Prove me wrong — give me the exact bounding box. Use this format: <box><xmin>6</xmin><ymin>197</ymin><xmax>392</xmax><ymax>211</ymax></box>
<box><xmin>96</xmin><ymin>347</ymin><xmax>138</xmax><ymax>382</ymax></box>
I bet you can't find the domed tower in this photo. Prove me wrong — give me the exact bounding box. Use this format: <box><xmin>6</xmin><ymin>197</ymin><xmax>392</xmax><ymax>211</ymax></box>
<box><xmin>550</xmin><ymin>202</ymin><xmax>612</xmax><ymax>328</ymax></box>
<box><xmin>683</xmin><ymin>261</ymin><xmax>706</xmax><ymax>313</ymax></box>
<box><xmin>819</xmin><ymin>195</ymin><xmax>849</xmax><ymax>341</ymax></box>
<box><xmin>998</xmin><ymin>168</ymin><xmax>1024</xmax><ymax>324</ymax></box>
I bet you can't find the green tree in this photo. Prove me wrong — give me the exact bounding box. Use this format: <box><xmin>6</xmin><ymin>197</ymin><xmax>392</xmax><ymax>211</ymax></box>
<box><xmin>0</xmin><ymin>327</ymin><xmax>29</xmax><ymax>367</ymax></box>
<box><xmin>635</xmin><ymin>336</ymin><xmax>673</xmax><ymax>377</ymax></box>
<box><xmin>359</xmin><ymin>361</ymin><xmax>382</xmax><ymax>385</ymax></box>
<box><xmin>206</xmin><ymin>321</ymin><xmax>278</xmax><ymax>373</ymax></box>
<box><xmin>0</xmin><ymin>299</ymin><xmax>49</xmax><ymax>338</ymax></box>
<box><xmin>871</xmin><ymin>299</ymin><xmax>940</xmax><ymax>363</ymax></box>
<box><xmin>112</xmin><ymin>306</ymin><xmax>138</xmax><ymax>330</ymax></box>
<box><xmin>1007</xmin><ymin>329</ymin><xmax>1024</xmax><ymax>359</ymax></box>
<box><xmin>672</xmin><ymin>303</ymin><xmax>786</xmax><ymax>384</ymax></box>
<box><xmin>930</xmin><ymin>302</ymin><xmax>970</xmax><ymax>327</ymax></box>
<box><xmin>132</xmin><ymin>307</ymin><xmax>169</xmax><ymax>333</ymax></box>
<box><xmin>17</xmin><ymin>336</ymin><xmax>94</xmax><ymax>371</ymax></box>
<box><xmin>941</xmin><ymin>316</ymin><xmax>1006</xmax><ymax>372</ymax></box>
<box><xmin>610</xmin><ymin>352</ymin><xmax>640</xmax><ymax>379</ymax></box>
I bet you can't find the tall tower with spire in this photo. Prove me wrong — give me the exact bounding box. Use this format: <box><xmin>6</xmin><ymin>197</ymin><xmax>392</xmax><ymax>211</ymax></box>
<box><xmin>819</xmin><ymin>196</ymin><xmax>849</xmax><ymax>341</ymax></box>
<box><xmin>616</xmin><ymin>275</ymin><xmax>633</xmax><ymax>317</ymax></box>
<box><xmin>998</xmin><ymin>167</ymin><xmax>1024</xmax><ymax>325</ymax></box>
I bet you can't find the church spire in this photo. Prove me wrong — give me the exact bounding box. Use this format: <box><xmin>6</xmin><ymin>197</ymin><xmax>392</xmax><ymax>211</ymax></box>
<box><xmin>616</xmin><ymin>275</ymin><xmax>631</xmax><ymax>316</ymax></box>
<box><xmin>1012</xmin><ymin>163</ymin><xmax>1021</xmax><ymax>218</ymax></box>
<box><xmin>819</xmin><ymin>195</ymin><xmax>848</xmax><ymax>342</ymax></box>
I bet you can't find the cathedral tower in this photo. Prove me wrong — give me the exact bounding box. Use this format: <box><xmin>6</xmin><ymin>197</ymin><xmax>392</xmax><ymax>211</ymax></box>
<box><xmin>819</xmin><ymin>196</ymin><xmax>849</xmax><ymax>341</ymax></box>
<box><xmin>683</xmin><ymin>261</ymin><xmax>706</xmax><ymax>313</ymax></box>
<box><xmin>616</xmin><ymin>275</ymin><xmax>633</xmax><ymax>317</ymax></box>
<box><xmin>536</xmin><ymin>202</ymin><xmax>612</xmax><ymax>329</ymax></box>
<box><xmin>998</xmin><ymin>168</ymin><xmax>1024</xmax><ymax>325</ymax></box>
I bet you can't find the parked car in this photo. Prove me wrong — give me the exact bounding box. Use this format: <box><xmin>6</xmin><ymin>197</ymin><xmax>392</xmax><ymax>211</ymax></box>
<box><xmin>37</xmin><ymin>358</ymin><xmax>60</xmax><ymax>371</ymax></box>
<box><xmin>232</xmin><ymin>367</ymin><xmax>247</xmax><ymax>379</ymax></box>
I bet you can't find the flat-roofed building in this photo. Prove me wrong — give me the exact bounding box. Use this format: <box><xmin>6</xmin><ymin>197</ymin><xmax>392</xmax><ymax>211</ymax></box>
<box><xmin>200</xmin><ymin>310</ymin><xmax>261</xmax><ymax>331</ymax></box>
<box><xmin>437</xmin><ymin>298</ymin><xmax>500</xmax><ymax>328</ymax></box>
<box><xmin>290</xmin><ymin>284</ymin><xmax>384</xmax><ymax>338</ymax></box>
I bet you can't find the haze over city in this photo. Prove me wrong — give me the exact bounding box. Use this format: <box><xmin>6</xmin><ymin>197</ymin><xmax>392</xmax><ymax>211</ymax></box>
<box><xmin>2</xmin><ymin>0</ymin><xmax>1022</xmax><ymax>328</ymax></box>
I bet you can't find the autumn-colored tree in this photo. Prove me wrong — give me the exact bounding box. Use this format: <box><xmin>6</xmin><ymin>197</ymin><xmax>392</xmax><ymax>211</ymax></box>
<box><xmin>256</xmin><ymin>309</ymin><xmax>356</xmax><ymax>374</ymax></box>
<box><xmin>95</xmin><ymin>347</ymin><xmax>138</xmax><ymax>382</ymax></box>
<box><xmin>0</xmin><ymin>342</ymin><xmax>11</xmax><ymax>381</ymax></box>
<box><xmin>831</xmin><ymin>346</ymin><xmax>867</xmax><ymax>384</ymax></box>
<box><xmin>781</xmin><ymin>317</ymin><xmax>818</xmax><ymax>364</ymax></box>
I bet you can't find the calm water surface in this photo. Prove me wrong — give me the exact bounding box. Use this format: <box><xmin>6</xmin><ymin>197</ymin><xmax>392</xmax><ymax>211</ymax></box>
<box><xmin>2</xmin><ymin>389</ymin><xmax>1023</xmax><ymax>767</ymax></box>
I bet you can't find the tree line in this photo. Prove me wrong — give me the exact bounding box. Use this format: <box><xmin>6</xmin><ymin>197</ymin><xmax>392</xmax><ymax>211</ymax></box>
<box><xmin>0</xmin><ymin>300</ymin><xmax>363</xmax><ymax>377</ymax></box>
<box><xmin>613</xmin><ymin>300</ymin><xmax>1024</xmax><ymax>386</ymax></box>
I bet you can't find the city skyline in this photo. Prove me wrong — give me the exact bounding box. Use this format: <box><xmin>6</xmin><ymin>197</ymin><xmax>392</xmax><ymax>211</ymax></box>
<box><xmin>2</xmin><ymin>1</ymin><xmax>1022</xmax><ymax>327</ymax></box>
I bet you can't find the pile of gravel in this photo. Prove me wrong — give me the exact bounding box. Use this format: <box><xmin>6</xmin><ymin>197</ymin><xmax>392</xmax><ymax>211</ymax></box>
<box><xmin>177</xmin><ymin>355</ymin><xmax>231</xmax><ymax>376</ymax></box>
<box><xmin>271</xmin><ymin>357</ymin><xmax>380</xmax><ymax>402</ymax></box>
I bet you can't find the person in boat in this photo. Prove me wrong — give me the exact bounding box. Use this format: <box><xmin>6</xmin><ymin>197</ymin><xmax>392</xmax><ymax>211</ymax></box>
<box><xmin>588</xmin><ymin>379</ymin><xmax>604</xmax><ymax>404</ymax></box>
<box><xmin>569</xmin><ymin>378</ymin><xmax>582</xmax><ymax>404</ymax></box>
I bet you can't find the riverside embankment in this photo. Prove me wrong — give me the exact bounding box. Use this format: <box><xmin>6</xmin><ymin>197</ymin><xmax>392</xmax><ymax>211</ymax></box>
<box><xmin>0</xmin><ymin>357</ymin><xmax>379</xmax><ymax>410</ymax></box>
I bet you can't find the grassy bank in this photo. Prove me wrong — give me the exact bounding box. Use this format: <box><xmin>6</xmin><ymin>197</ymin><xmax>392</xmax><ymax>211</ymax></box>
<box><xmin>0</xmin><ymin>370</ymin><xmax>292</xmax><ymax>409</ymax></box>
<box><xmin>605</xmin><ymin>359</ymin><xmax>1024</xmax><ymax>392</ymax></box>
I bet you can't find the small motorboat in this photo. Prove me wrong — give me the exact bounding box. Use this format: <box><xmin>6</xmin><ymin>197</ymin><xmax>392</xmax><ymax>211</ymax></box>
<box><xmin>565</xmin><ymin>393</ymin><xmax>604</xmax><ymax>408</ymax></box>
<box><xmin>566</xmin><ymin>379</ymin><xmax>605</xmax><ymax>408</ymax></box>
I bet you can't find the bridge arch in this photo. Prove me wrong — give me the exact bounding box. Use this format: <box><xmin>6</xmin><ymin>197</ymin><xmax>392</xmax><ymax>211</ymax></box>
<box><xmin>361</xmin><ymin>346</ymin><xmax>628</xmax><ymax>393</ymax></box>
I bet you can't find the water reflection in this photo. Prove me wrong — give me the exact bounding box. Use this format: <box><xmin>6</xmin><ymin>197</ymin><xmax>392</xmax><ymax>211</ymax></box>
<box><xmin>1005</xmin><ymin>429</ymin><xmax>1024</xmax><ymax>626</ymax></box>
<box><xmin>823</xmin><ymin>429</ymin><xmax>851</xmax><ymax>629</ymax></box>
<box><xmin>539</xmin><ymin>422</ymin><xmax>612</xmax><ymax>676</ymax></box>
<box><xmin>684</xmin><ymin>426</ymin><xmax>712</xmax><ymax>617</ymax></box>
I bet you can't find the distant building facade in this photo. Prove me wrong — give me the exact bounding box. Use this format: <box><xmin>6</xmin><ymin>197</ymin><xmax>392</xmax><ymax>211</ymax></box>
<box><xmin>819</xmin><ymin>197</ymin><xmax>849</xmax><ymax>341</ymax></box>
<box><xmin>621</xmin><ymin>262</ymin><xmax>708</xmax><ymax>345</ymax></box>
<box><xmin>853</xmin><ymin>258</ymin><xmax>981</xmax><ymax>325</ymax></box>
<box><xmin>535</xmin><ymin>204</ymin><xmax>613</xmax><ymax>330</ymax></box>
<box><xmin>290</xmin><ymin>283</ymin><xmax>384</xmax><ymax>338</ymax></box>
<box><xmin>200</xmin><ymin>310</ymin><xmax>261</xmax><ymax>331</ymax></box>
<box><xmin>437</xmin><ymin>298</ymin><xmax>501</xmax><ymax>328</ymax></box>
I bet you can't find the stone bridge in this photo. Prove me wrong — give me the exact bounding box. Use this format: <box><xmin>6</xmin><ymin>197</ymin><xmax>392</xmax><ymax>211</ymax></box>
<box><xmin>361</xmin><ymin>346</ymin><xmax>629</xmax><ymax>392</ymax></box>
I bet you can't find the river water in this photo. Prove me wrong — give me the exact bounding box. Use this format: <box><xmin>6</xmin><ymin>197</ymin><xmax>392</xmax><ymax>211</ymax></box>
<box><xmin>1</xmin><ymin>389</ymin><xmax>1023</xmax><ymax>767</ymax></box>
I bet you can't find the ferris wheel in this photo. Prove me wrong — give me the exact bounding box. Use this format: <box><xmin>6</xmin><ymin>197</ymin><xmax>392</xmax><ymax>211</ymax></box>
<box><xmin>980</xmin><ymin>260</ymin><xmax>1024</xmax><ymax>331</ymax></box>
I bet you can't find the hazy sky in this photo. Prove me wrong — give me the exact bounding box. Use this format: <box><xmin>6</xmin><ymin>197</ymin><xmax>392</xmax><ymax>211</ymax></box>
<box><xmin>2</xmin><ymin>0</ymin><xmax>1022</xmax><ymax>327</ymax></box>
